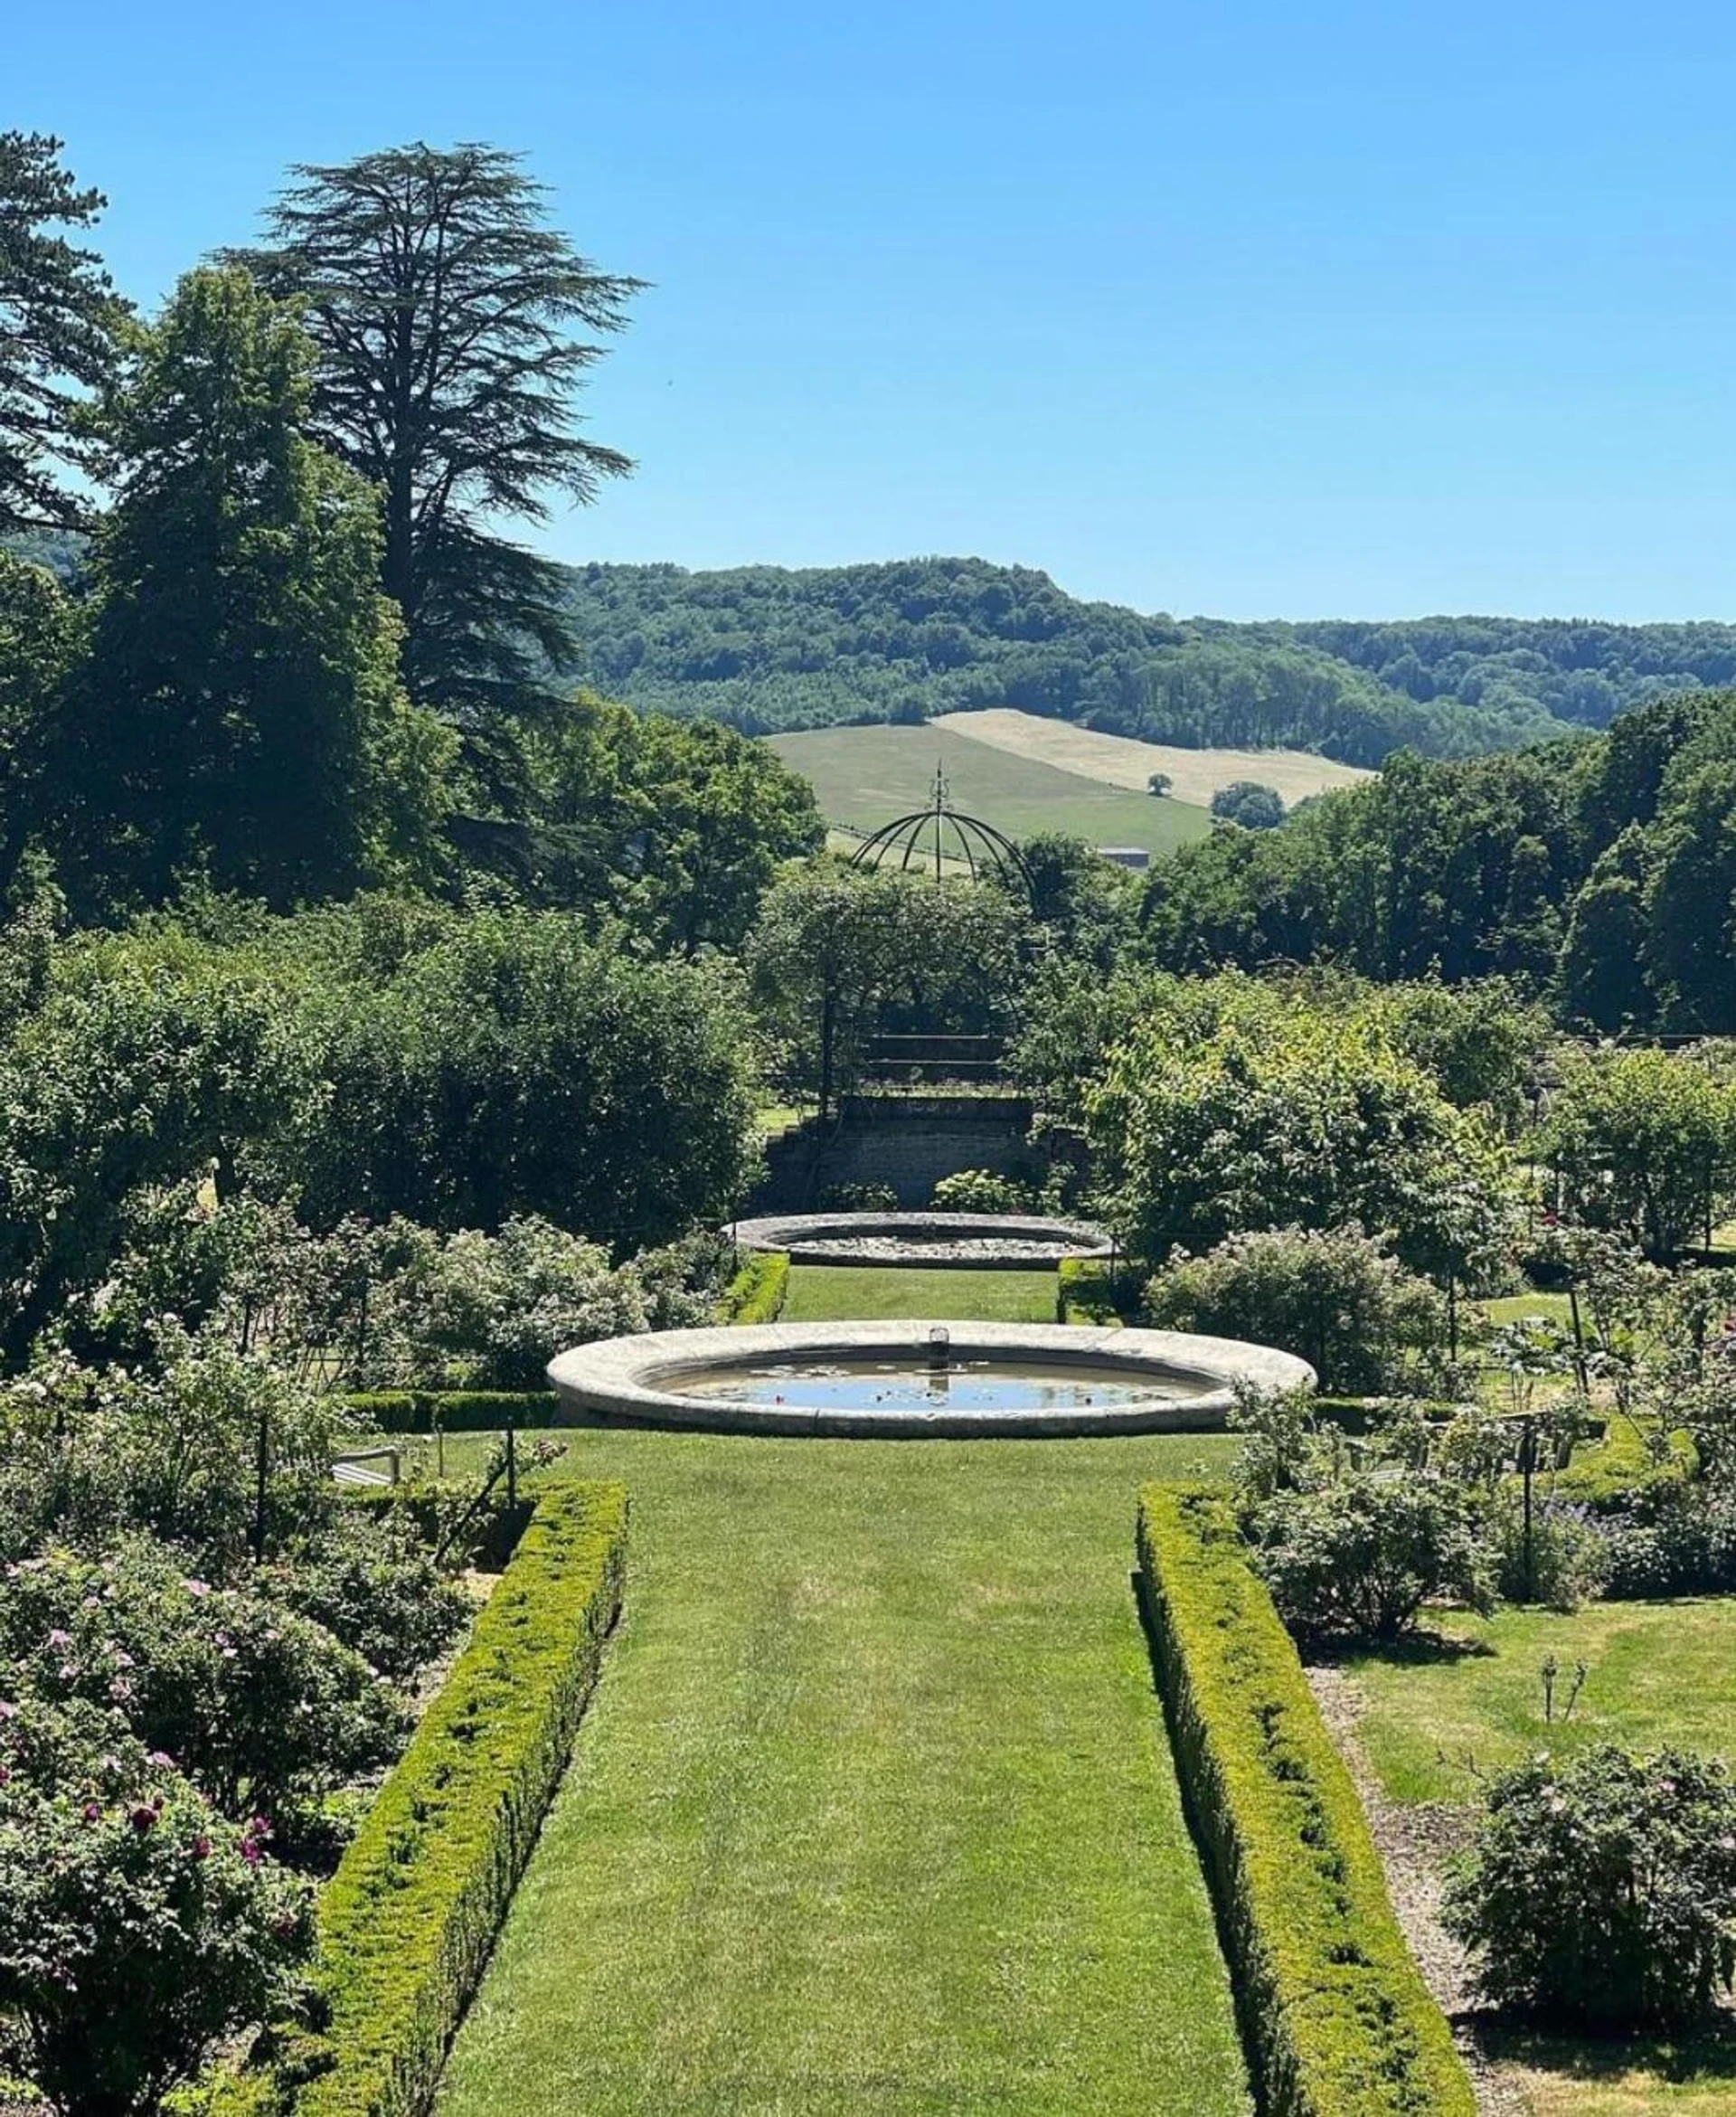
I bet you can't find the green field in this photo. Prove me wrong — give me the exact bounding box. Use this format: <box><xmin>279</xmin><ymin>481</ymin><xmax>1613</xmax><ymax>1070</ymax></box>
<box><xmin>434</xmin><ymin>1256</ymin><xmax>1249</xmax><ymax>2115</ymax></box>
<box><xmin>768</xmin><ymin>723</ymin><xmax>1213</xmax><ymax>856</ymax></box>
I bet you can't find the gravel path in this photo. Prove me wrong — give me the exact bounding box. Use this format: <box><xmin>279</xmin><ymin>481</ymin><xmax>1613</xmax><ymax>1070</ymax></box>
<box><xmin>1306</xmin><ymin>1662</ymin><xmax>1533</xmax><ymax>2117</ymax></box>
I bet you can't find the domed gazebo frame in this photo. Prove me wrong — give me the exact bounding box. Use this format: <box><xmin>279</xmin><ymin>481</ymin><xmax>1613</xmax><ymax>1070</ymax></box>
<box><xmin>848</xmin><ymin>763</ymin><xmax>1033</xmax><ymax>896</ymax></box>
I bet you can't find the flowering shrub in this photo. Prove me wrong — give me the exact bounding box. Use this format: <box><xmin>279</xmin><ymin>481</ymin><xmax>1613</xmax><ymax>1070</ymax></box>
<box><xmin>1483</xmin><ymin>1489</ymin><xmax>1605</xmax><ymax>1611</ymax></box>
<box><xmin>1245</xmin><ymin>1474</ymin><xmax>1494</xmax><ymax>1642</ymax></box>
<box><xmin>1145</xmin><ymin>1224</ymin><xmax>1444</xmax><ymax>1394</ymax></box>
<box><xmin>929</xmin><ymin>1168</ymin><xmax>1035</xmax><ymax>1214</ymax></box>
<box><xmin>0</xmin><ymin>1542</ymin><xmax>408</xmax><ymax>1830</ymax></box>
<box><xmin>269</xmin><ymin>1511</ymin><xmax>467</xmax><ymax>1685</ymax></box>
<box><xmin>350</xmin><ymin>1214</ymin><xmax>713</xmax><ymax>1390</ymax></box>
<box><xmin>1596</xmin><ymin>1482</ymin><xmax>1736</xmax><ymax>1597</ymax></box>
<box><xmin>0</xmin><ymin>1328</ymin><xmax>336</xmax><ymax>1571</ymax></box>
<box><xmin>1443</xmin><ymin>1744</ymin><xmax>1736</xmax><ymax>2028</ymax></box>
<box><xmin>0</xmin><ymin>1708</ymin><xmax>313</xmax><ymax>2117</ymax></box>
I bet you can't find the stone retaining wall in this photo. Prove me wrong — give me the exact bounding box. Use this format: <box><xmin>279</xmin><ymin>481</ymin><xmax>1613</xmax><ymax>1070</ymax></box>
<box><xmin>755</xmin><ymin>1093</ymin><xmax>1039</xmax><ymax>1211</ymax></box>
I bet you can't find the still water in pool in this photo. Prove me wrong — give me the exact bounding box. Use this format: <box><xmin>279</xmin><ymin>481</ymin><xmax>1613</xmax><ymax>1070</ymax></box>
<box><xmin>672</xmin><ymin>1356</ymin><xmax>1210</xmax><ymax>1413</ymax></box>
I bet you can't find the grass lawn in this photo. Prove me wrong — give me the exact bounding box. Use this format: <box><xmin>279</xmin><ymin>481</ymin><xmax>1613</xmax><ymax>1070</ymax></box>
<box><xmin>433</xmin><ymin>1423</ymin><xmax>1250</xmax><ymax>2117</ymax></box>
<box><xmin>1345</xmin><ymin>1602</ymin><xmax>1736</xmax><ymax>2114</ymax></box>
<box><xmin>1346</xmin><ymin>1598</ymin><xmax>1736</xmax><ymax>1808</ymax></box>
<box><xmin>1474</xmin><ymin>1290</ymin><xmax>1577</xmax><ymax>1331</ymax></box>
<box><xmin>780</xmin><ymin>1262</ymin><xmax>1058</xmax><ymax>1324</ymax></box>
<box><xmin>768</xmin><ymin>723</ymin><xmax>1212</xmax><ymax>857</ymax></box>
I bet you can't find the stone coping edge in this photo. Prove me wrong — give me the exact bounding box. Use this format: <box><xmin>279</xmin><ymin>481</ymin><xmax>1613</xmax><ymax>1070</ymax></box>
<box><xmin>548</xmin><ymin>1320</ymin><xmax>1315</xmax><ymax>1440</ymax></box>
<box><xmin>727</xmin><ymin>1210</ymin><xmax>1114</xmax><ymax>1268</ymax></box>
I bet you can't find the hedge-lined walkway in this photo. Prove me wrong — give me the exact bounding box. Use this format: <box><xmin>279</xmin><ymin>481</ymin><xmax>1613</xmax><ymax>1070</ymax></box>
<box><xmin>434</xmin><ymin>1420</ymin><xmax>1251</xmax><ymax>2115</ymax></box>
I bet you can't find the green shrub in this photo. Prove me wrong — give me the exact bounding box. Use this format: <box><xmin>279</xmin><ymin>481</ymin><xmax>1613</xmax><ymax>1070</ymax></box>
<box><xmin>0</xmin><ymin>1542</ymin><xmax>408</xmax><ymax>1835</ymax></box>
<box><xmin>716</xmin><ymin>1251</ymin><xmax>789</xmax><ymax>1326</ymax></box>
<box><xmin>1245</xmin><ymin>1474</ymin><xmax>1494</xmax><ymax>1642</ymax></box>
<box><xmin>339</xmin><ymin>1390</ymin><xmax>555</xmax><ymax>1434</ymax></box>
<box><xmin>1443</xmin><ymin>1744</ymin><xmax>1736</xmax><ymax>2029</ymax></box>
<box><xmin>1143</xmin><ymin>1225</ymin><xmax>1442</xmax><ymax>1394</ymax></box>
<box><xmin>818</xmin><ymin>1181</ymin><xmax>897</xmax><ymax>1211</ymax></box>
<box><xmin>1137</xmin><ymin>1483</ymin><xmax>1474</xmax><ymax>2117</ymax></box>
<box><xmin>1055</xmin><ymin>1256</ymin><xmax>1121</xmax><ymax>1326</ymax></box>
<box><xmin>929</xmin><ymin>1168</ymin><xmax>1033</xmax><ymax>1213</ymax></box>
<box><xmin>0</xmin><ymin>1729</ymin><xmax>314</xmax><ymax>2117</ymax></box>
<box><xmin>223</xmin><ymin>1480</ymin><xmax>628</xmax><ymax>2117</ymax></box>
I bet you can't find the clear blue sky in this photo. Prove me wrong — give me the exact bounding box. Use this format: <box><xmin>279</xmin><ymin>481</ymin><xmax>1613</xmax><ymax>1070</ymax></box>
<box><xmin>14</xmin><ymin>0</ymin><xmax>1736</xmax><ymax>620</ymax></box>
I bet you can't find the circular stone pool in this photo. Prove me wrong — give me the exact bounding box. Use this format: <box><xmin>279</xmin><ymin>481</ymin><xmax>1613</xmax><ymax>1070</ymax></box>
<box><xmin>726</xmin><ymin>1210</ymin><xmax>1113</xmax><ymax>1270</ymax></box>
<box><xmin>547</xmin><ymin>1322</ymin><xmax>1314</xmax><ymax>1438</ymax></box>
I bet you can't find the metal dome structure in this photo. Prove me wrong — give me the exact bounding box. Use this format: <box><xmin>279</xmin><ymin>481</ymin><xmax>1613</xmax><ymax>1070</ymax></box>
<box><xmin>847</xmin><ymin>763</ymin><xmax>1033</xmax><ymax>895</ymax></box>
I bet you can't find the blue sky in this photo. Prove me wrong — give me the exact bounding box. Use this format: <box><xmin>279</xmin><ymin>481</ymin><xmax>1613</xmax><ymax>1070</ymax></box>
<box><xmin>14</xmin><ymin>1</ymin><xmax>1736</xmax><ymax>619</ymax></box>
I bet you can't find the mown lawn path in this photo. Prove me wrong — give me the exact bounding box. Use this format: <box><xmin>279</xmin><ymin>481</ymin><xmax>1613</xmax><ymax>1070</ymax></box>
<box><xmin>436</xmin><ymin>1273</ymin><xmax>1250</xmax><ymax>2116</ymax></box>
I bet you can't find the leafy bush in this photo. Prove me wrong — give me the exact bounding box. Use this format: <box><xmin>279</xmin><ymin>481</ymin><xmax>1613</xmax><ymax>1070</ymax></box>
<box><xmin>1245</xmin><ymin>1474</ymin><xmax>1494</xmax><ymax>1642</ymax></box>
<box><xmin>224</xmin><ymin>1482</ymin><xmax>627</xmax><ymax>2117</ymax></box>
<box><xmin>818</xmin><ymin>1181</ymin><xmax>898</xmax><ymax>1211</ymax></box>
<box><xmin>929</xmin><ymin>1168</ymin><xmax>1033</xmax><ymax>1214</ymax></box>
<box><xmin>356</xmin><ymin>1214</ymin><xmax>707</xmax><ymax>1392</ymax></box>
<box><xmin>1210</xmin><ymin>780</ymin><xmax>1286</xmax><ymax>829</ymax></box>
<box><xmin>0</xmin><ymin>1542</ymin><xmax>408</xmax><ymax>1833</ymax></box>
<box><xmin>0</xmin><ymin>1712</ymin><xmax>314</xmax><ymax>2117</ymax></box>
<box><xmin>1087</xmin><ymin>989</ymin><xmax>1518</xmax><ymax>1281</ymax></box>
<box><xmin>1483</xmin><ymin>1489</ymin><xmax>1605</xmax><ymax>1611</ymax></box>
<box><xmin>268</xmin><ymin>1510</ymin><xmax>468</xmax><ymax>1685</ymax></box>
<box><xmin>1443</xmin><ymin>1744</ymin><xmax>1736</xmax><ymax>2028</ymax></box>
<box><xmin>716</xmin><ymin>1251</ymin><xmax>789</xmax><ymax>1326</ymax></box>
<box><xmin>1145</xmin><ymin>1225</ymin><xmax>1442</xmax><ymax>1393</ymax></box>
<box><xmin>1137</xmin><ymin>1484</ymin><xmax>1473</xmax><ymax>2117</ymax></box>
<box><xmin>1596</xmin><ymin>1480</ymin><xmax>1736</xmax><ymax>1597</ymax></box>
<box><xmin>0</xmin><ymin>1331</ymin><xmax>338</xmax><ymax>1574</ymax></box>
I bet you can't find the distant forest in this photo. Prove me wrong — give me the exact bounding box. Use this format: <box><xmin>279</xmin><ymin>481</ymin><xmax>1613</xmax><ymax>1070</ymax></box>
<box><xmin>554</xmin><ymin>556</ymin><xmax>1736</xmax><ymax>767</ymax></box>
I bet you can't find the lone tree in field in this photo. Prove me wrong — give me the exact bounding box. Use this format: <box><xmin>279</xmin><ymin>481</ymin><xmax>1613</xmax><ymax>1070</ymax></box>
<box><xmin>0</xmin><ymin>131</ymin><xmax>125</xmax><ymax>533</ymax></box>
<box><xmin>230</xmin><ymin>143</ymin><xmax>642</xmax><ymax>782</ymax></box>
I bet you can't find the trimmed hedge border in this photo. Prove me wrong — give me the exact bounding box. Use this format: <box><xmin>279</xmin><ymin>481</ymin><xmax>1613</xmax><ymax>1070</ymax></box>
<box><xmin>1054</xmin><ymin>1254</ymin><xmax>1122</xmax><ymax>1326</ymax></box>
<box><xmin>340</xmin><ymin>1390</ymin><xmax>556</xmax><ymax>1434</ymax></box>
<box><xmin>716</xmin><ymin>1249</ymin><xmax>789</xmax><ymax>1326</ymax></box>
<box><xmin>223</xmin><ymin>1479</ymin><xmax>628</xmax><ymax>2117</ymax></box>
<box><xmin>1137</xmin><ymin>1483</ymin><xmax>1475</xmax><ymax>2117</ymax></box>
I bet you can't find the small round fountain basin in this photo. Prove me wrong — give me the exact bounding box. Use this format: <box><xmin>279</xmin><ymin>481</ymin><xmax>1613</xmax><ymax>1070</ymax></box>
<box><xmin>547</xmin><ymin>1322</ymin><xmax>1314</xmax><ymax>1438</ymax></box>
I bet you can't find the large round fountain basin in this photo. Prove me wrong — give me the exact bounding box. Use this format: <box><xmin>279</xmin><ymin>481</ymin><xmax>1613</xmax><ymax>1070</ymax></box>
<box><xmin>547</xmin><ymin>1322</ymin><xmax>1314</xmax><ymax>1438</ymax></box>
<box><xmin>727</xmin><ymin>1210</ymin><xmax>1112</xmax><ymax>1270</ymax></box>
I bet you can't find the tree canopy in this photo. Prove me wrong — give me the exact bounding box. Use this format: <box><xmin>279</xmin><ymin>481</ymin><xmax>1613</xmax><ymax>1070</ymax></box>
<box><xmin>231</xmin><ymin>142</ymin><xmax>642</xmax><ymax>783</ymax></box>
<box><xmin>46</xmin><ymin>268</ymin><xmax>450</xmax><ymax>915</ymax></box>
<box><xmin>0</xmin><ymin>132</ymin><xmax>123</xmax><ymax>534</ymax></box>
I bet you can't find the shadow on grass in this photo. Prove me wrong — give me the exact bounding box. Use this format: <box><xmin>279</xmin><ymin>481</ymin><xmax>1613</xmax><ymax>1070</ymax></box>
<box><xmin>1305</xmin><ymin>1624</ymin><xmax>1497</xmax><ymax>1670</ymax></box>
<box><xmin>1477</xmin><ymin>2014</ymin><xmax>1736</xmax><ymax>2090</ymax></box>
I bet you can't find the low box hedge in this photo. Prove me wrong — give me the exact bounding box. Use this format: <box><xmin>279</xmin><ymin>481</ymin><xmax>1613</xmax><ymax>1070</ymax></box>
<box><xmin>1055</xmin><ymin>1255</ymin><xmax>1122</xmax><ymax>1327</ymax></box>
<box><xmin>340</xmin><ymin>1390</ymin><xmax>557</xmax><ymax>1435</ymax></box>
<box><xmin>224</xmin><ymin>1479</ymin><xmax>628</xmax><ymax>2117</ymax></box>
<box><xmin>1137</xmin><ymin>1483</ymin><xmax>1474</xmax><ymax>2117</ymax></box>
<box><xmin>716</xmin><ymin>1249</ymin><xmax>789</xmax><ymax>1326</ymax></box>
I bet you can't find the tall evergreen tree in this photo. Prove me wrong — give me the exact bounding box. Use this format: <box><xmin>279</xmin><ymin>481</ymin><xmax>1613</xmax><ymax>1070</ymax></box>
<box><xmin>0</xmin><ymin>131</ymin><xmax>125</xmax><ymax>533</ymax></box>
<box><xmin>56</xmin><ymin>268</ymin><xmax>451</xmax><ymax>913</ymax></box>
<box><xmin>229</xmin><ymin>143</ymin><xmax>641</xmax><ymax>786</ymax></box>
